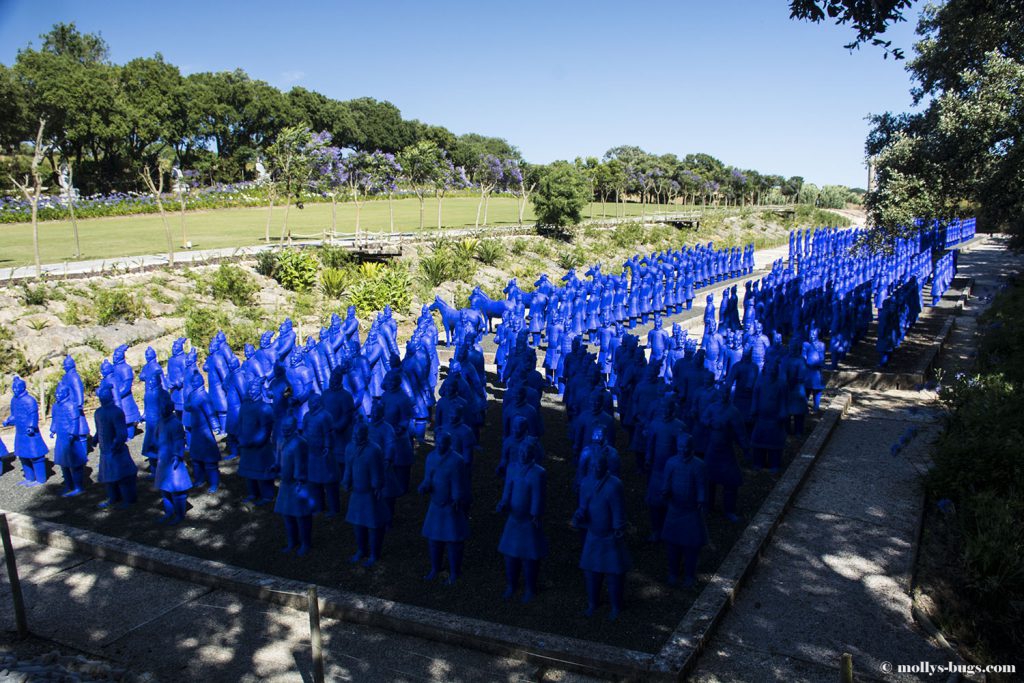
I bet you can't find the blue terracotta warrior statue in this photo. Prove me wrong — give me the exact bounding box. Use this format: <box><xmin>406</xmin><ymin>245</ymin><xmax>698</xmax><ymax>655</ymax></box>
<box><xmin>111</xmin><ymin>344</ymin><xmax>141</xmax><ymax>437</ymax></box>
<box><xmin>645</xmin><ymin>401</ymin><xmax>689</xmax><ymax>541</ymax></box>
<box><xmin>573</xmin><ymin>452</ymin><xmax>630</xmax><ymax>619</ymax></box>
<box><xmin>50</xmin><ymin>384</ymin><xmax>88</xmax><ymax>496</ymax></box>
<box><xmin>166</xmin><ymin>338</ymin><xmax>188</xmax><ymax>414</ymax></box>
<box><xmin>186</xmin><ymin>372</ymin><xmax>222</xmax><ymax>492</ymax></box>
<box><xmin>274</xmin><ymin>414</ymin><xmax>318</xmax><ymax>557</ymax></box>
<box><xmin>343</xmin><ymin>421</ymin><xmax>391</xmax><ymax>566</ymax></box>
<box><xmin>4</xmin><ymin>376</ymin><xmax>49</xmax><ymax>486</ymax></box>
<box><xmin>138</xmin><ymin>346</ymin><xmax>166</xmax><ymax>474</ymax></box>
<box><xmin>304</xmin><ymin>394</ymin><xmax>342</xmax><ymax>517</ymax></box>
<box><xmin>660</xmin><ymin>438</ymin><xmax>707</xmax><ymax>587</ymax></box>
<box><xmin>802</xmin><ymin>327</ymin><xmax>826</xmax><ymax>411</ymax></box>
<box><xmin>418</xmin><ymin>432</ymin><xmax>468</xmax><ymax>584</ymax></box>
<box><xmin>237</xmin><ymin>379</ymin><xmax>277</xmax><ymax>504</ymax></box>
<box><xmin>496</xmin><ymin>442</ymin><xmax>547</xmax><ymax>602</ymax></box>
<box><xmin>92</xmin><ymin>384</ymin><xmax>138</xmax><ymax>509</ymax></box>
<box><xmin>155</xmin><ymin>393</ymin><xmax>191</xmax><ymax>524</ymax></box>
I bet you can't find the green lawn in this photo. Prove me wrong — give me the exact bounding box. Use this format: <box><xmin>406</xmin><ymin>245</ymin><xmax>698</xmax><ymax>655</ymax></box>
<box><xmin>0</xmin><ymin>196</ymin><xmax>686</xmax><ymax>267</ymax></box>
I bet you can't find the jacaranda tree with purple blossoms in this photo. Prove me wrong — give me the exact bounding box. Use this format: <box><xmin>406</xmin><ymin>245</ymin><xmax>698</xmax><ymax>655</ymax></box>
<box><xmin>307</xmin><ymin>130</ymin><xmax>345</xmax><ymax>235</ymax></box>
<box><xmin>432</xmin><ymin>155</ymin><xmax>470</xmax><ymax>231</ymax></box>
<box><xmin>472</xmin><ymin>153</ymin><xmax>507</xmax><ymax>228</ymax></box>
<box><xmin>365</xmin><ymin>150</ymin><xmax>402</xmax><ymax>236</ymax></box>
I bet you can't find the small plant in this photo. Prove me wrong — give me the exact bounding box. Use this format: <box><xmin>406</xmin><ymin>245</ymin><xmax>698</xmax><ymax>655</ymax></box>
<box><xmin>418</xmin><ymin>253</ymin><xmax>452</xmax><ymax>287</ymax></box>
<box><xmin>78</xmin><ymin>360</ymin><xmax>103</xmax><ymax>394</ymax></box>
<box><xmin>95</xmin><ymin>287</ymin><xmax>149</xmax><ymax>325</ymax></box>
<box><xmin>183</xmin><ymin>304</ymin><xmax>223</xmax><ymax>348</ymax></box>
<box><xmin>511</xmin><ymin>238</ymin><xmax>528</xmax><ymax>255</ymax></box>
<box><xmin>272</xmin><ymin>250</ymin><xmax>320</xmax><ymax>292</ymax></box>
<box><xmin>557</xmin><ymin>246</ymin><xmax>586</xmax><ymax>271</ymax></box>
<box><xmin>475</xmin><ymin>239</ymin><xmax>505</xmax><ymax>265</ymax></box>
<box><xmin>209</xmin><ymin>264</ymin><xmax>259</xmax><ymax>307</ymax></box>
<box><xmin>318</xmin><ymin>244</ymin><xmax>353</xmax><ymax>270</ymax></box>
<box><xmin>20</xmin><ymin>283</ymin><xmax>48</xmax><ymax>306</ymax></box>
<box><xmin>25</xmin><ymin>317</ymin><xmax>49</xmax><ymax>331</ymax></box>
<box><xmin>320</xmin><ymin>268</ymin><xmax>351</xmax><ymax>299</ymax></box>
<box><xmin>82</xmin><ymin>334</ymin><xmax>109</xmax><ymax>354</ymax></box>
<box><xmin>612</xmin><ymin>221</ymin><xmax>646</xmax><ymax>248</ymax></box>
<box><xmin>532</xmin><ymin>241</ymin><xmax>553</xmax><ymax>258</ymax></box>
<box><xmin>452</xmin><ymin>238</ymin><xmax>480</xmax><ymax>262</ymax></box>
<box><xmin>357</xmin><ymin>262</ymin><xmax>384</xmax><ymax>280</ymax></box>
<box><xmin>59</xmin><ymin>299</ymin><xmax>90</xmax><ymax>326</ymax></box>
<box><xmin>347</xmin><ymin>263</ymin><xmax>412</xmax><ymax>316</ymax></box>
<box><xmin>254</xmin><ymin>250</ymin><xmax>277</xmax><ymax>277</ymax></box>
<box><xmin>0</xmin><ymin>325</ymin><xmax>31</xmax><ymax>376</ymax></box>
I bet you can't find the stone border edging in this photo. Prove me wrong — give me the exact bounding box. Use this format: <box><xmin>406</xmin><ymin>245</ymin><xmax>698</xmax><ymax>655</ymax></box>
<box><xmin>0</xmin><ymin>508</ymin><xmax>653</xmax><ymax>679</ymax></box>
<box><xmin>647</xmin><ymin>391</ymin><xmax>852</xmax><ymax>679</ymax></box>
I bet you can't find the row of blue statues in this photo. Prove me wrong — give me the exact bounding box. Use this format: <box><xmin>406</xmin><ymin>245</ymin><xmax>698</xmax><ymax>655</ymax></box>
<box><xmin>2</xmin><ymin>225</ymin><xmax>957</xmax><ymax>618</ymax></box>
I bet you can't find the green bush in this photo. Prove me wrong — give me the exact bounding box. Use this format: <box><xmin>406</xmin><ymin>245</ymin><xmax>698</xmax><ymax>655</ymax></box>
<box><xmin>82</xmin><ymin>334</ymin><xmax>108</xmax><ymax>354</ymax></box>
<box><xmin>348</xmin><ymin>263</ymin><xmax>412</xmax><ymax>316</ymax></box>
<box><xmin>0</xmin><ymin>325</ymin><xmax>31</xmax><ymax>376</ymax></box>
<box><xmin>531</xmin><ymin>160</ymin><xmax>590</xmax><ymax>231</ymax></box>
<box><xmin>59</xmin><ymin>299</ymin><xmax>88</xmax><ymax>326</ymax></box>
<box><xmin>418</xmin><ymin>253</ymin><xmax>452</xmax><ymax>287</ymax></box>
<box><xmin>209</xmin><ymin>264</ymin><xmax>259</xmax><ymax>307</ymax></box>
<box><xmin>95</xmin><ymin>287</ymin><xmax>149</xmax><ymax>325</ymax></box>
<box><xmin>452</xmin><ymin>238</ymin><xmax>479</xmax><ymax>262</ymax></box>
<box><xmin>183</xmin><ymin>304</ymin><xmax>223</xmax><ymax>348</ymax></box>
<box><xmin>475</xmin><ymin>239</ymin><xmax>505</xmax><ymax>265</ymax></box>
<box><xmin>556</xmin><ymin>246</ymin><xmax>586</xmax><ymax>271</ymax></box>
<box><xmin>20</xmin><ymin>283</ymin><xmax>48</xmax><ymax>306</ymax></box>
<box><xmin>320</xmin><ymin>268</ymin><xmax>351</xmax><ymax>299</ymax></box>
<box><xmin>254</xmin><ymin>250</ymin><xmax>277</xmax><ymax>277</ymax></box>
<box><xmin>272</xmin><ymin>250</ymin><xmax>320</xmax><ymax>292</ymax></box>
<box><xmin>612</xmin><ymin>222</ymin><xmax>646</xmax><ymax>247</ymax></box>
<box><xmin>511</xmin><ymin>238</ymin><xmax>528</xmax><ymax>255</ymax></box>
<box><xmin>317</xmin><ymin>244</ymin><xmax>353</xmax><ymax>270</ymax></box>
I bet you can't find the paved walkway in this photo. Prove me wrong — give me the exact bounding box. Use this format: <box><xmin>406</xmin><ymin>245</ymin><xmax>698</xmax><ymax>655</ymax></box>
<box><xmin>692</xmin><ymin>236</ymin><xmax>1023</xmax><ymax>682</ymax></box>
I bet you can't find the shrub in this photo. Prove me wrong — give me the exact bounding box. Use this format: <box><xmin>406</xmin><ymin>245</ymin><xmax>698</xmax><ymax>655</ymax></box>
<box><xmin>95</xmin><ymin>287</ymin><xmax>149</xmax><ymax>325</ymax></box>
<box><xmin>254</xmin><ymin>250</ymin><xmax>277</xmax><ymax>277</ymax></box>
<box><xmin>557</xmin><ymin>246</ymin><xmax>586</xmax><ymax>271</ymax></box>
<box><xmin>183</xmin><ymin>304</ymin><xmax>223</xmax><ymax>348</ymax></box>
<box><xmin>20</xmin><ymin>283</ymin><xmax>48</xmax><ymax>306</ymax></box>
<box><xmin>348</xmin><ymin>263</ymin><xmax>412</xmax><ymax>316</ymax></box>
<box><xmin>511</xmin><ymin>238</ymin><xmax>528</xmax><ymax>255</ymax></box>
<box><xmin>272</xmin><ymin>250</ymin><xmax>320</xmax><ymax>292</ymax></box>
<box><xmin>82</xmin><ymin>335</ymin><xmax>109</xmax><ymax>354</ymax></box>
<box><xmin>531</xmin><ymin>161</ymin><xmax>590</xmax><ymax>230</ymax></box>
<box><xmin>59</xmin><ymin>299</ymin><xmax>89</xmax><ymax>326</ymax></box>
<box><xmin>357</xmin><ymin>262</ymin><xmax>384</xmax><ymax>280</ymax></box>
<box><xmin>452</xmin><ymin>238</ymin><xmax>480</xmax><ymax>262</ymax></box>
<box><xmin>209</xmin><ymin>264</ymin><xmax>259</xmax><ymax>307</ymax></box>
<box><xmin>475</xmin><ymin>239</ymin><xmax>505</xmax><ymax>265</ymax></box>
<box><xmin>320</xmin><ymin>268</ymin><xmax>351</xmax><ymax>299</ymax></box>
<box><xmin>612</xmin><ymin>222</ymin><xmax>645</xmax><ymax>247</ymax></box>
<box><xmin>418</xmin><ymin>253</ymin><xmax>452</xmax><ymax>287</ymax></box>
<box><xmin>0</xmin><ymin>325</ymin><xmax>31</xmax><ymax>376</ymax></box>
<box><xmin>532</xmin><ymin>241</ymin><xmax>553</xmax><ymax>258</ymax></box>
<box><xmin>317</xmin><ymin>244</ymin><xmax>353</xmax><ymax>270</ymax></box>
<box><xmin>78</xmin><ymin>360</ymin><xmax>103</xmax><ymax>394</ymax></box>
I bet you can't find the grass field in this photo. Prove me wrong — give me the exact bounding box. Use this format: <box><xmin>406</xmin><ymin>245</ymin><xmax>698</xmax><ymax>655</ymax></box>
<box><xmin>0</xmin><ymin>196</ymin><xmax>689</xmax><ymax>268</ymax></box>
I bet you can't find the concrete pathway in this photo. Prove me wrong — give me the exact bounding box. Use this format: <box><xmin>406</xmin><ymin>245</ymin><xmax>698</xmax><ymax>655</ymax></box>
<box><xmin>692</xmin><ymin>236</ymin><xmax>1024</xmax><ymax>682</ymax></box>
<box><xmin>0</xmin><ymin>534</ymin><xmax>599</xmax><ymax>682</ymax></box>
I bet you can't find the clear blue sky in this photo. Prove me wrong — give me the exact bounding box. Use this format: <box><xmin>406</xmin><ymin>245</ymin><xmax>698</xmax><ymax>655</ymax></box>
<box><xmin>0</xmin><ymin>0</ymin><xmax>925</xmax><ymax>187</ymax></box>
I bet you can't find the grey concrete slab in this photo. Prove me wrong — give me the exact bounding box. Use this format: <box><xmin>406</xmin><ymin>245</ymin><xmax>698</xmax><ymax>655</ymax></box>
<box><xmin>692</xmin><ymin>639</ymin><xmax>864</xmax><ymax>683</ymax></box>
<box><xmin>104</xmin><ymin>588</ymin><xmax>597</xmax><ymax>683</ymax></box>
<box><xmin>709</xmin><ymin>506</ymin><xmax>942</xmax><ymax>681</ymax></box>
<box><xmin>0</xmin><ymin>556</ymin><xmax>210</xmax><ymax>650</ymax></box>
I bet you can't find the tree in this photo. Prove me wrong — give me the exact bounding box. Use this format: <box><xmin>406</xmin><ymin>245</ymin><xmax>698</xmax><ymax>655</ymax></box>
<box><xmin>472</xmin><ymin>154</ymin><xmax>506</xmax><ymax>227</ymax></box>
<box><xmin>307</xmin><ymin>130</ymin><xmax>345</xmax><ymax>235</ymax></box>
<box><xmin>531</xmin><ymin>161</ymin><xmax>590</xmax><ymax>231</ymax></box>
<box><xmin>365</xmin><ymin>150</ymin><xmax>402</xmax><ymax>236</ymax></box>
<box><xmin>38</xmin><ymin>22</ymin><xmax>110</xmax><ymax>64</ymax></box>
<box><xmin>9</xmin><ymin>118</ymin><xmax>48</xmax><ymax>276</ymax></box>
<box><xmin>433</xmin><ymin>156</ymin><xmax>470</xmax><ymax>230</ymax></box>
<box><xmin>139</xmin><ymin>162</ymin><xmax>175</xmax><ymax>266</ymax></box>
<box><xmin>398</xmin><ymin>140</ymin><xmax>445</xmax><ymax>231</ymax></box>
<box><xmin>862</xmin><ymin>0</ymin><xmax>1024</xmax><ymax>241</ymax></box>
<box><xmin>788</xmin><ymin>0</ymin><xmax>916</xmax><ymax>58</ymax></box>
<box><xmin>266</xmin><ymin>125</ymin><xmax>312</xmax><ymax>242</ymax></box>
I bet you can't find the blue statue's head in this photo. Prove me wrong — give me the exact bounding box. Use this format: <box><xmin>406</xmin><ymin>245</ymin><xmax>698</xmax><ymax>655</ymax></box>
<box><xmin>97</xmin><ymin>383</ymin><xmax>114</xmax><ymax>404</ymax></box>
<box><xmin>353</xmin><ymin>419</ymin><xmax>369</xmax><ymax>445</ymax></box>
<box><xmin>244</xmin><ymin>343</ymin><xmax>256</xmax><ymax>359</ymax></box>
<box><xmin>55</xmin><ymin>383</ymin><xmax>70</xmax><ymax>403</ymax></box>
<box><xmin>512</xmin><ymin>415</ymin><xmax>528</xmax><ymax>440</ymax></box>
<box><xmin>185</xmin><ymin>349</ymin><xmax>197</xmax><ymax>367</ymax></box>
<box><xmin>100</xmin><ymin>359</ymin><xmax>114</xmax><ymax>377</ymax></box>
<box><xmin>172</xmin><ymin>338</ymin><xmax>186</xmax><ymax>355</ymax></box>
<box><xmin>346</xmin><ymin>305</ymin><xmax>356</xmax><ymax>318</ymax></box>
<box><xmin>260</xmin><ymin>331</ymin><xmax>274</xmax><ymax>349</ymax></box>
<box><xmin>280</xmin><ymin>318</ymin><xmax>293</xmax><ymax>333</ymax></box>
<box><xmin>305</xmin><ymin>336</ymin><xmax>317</xmax><ymax>352</ymax></box>
<box><xmin>11</xmin><ymin>376</ymin><xmax>26</xmax><ymax>397</ymax></box>
<box><xmin>190</xmin><ymin>373</ymin><xmax>204</xmax><ymax>389</ymax></box>
<box><xmin>319</xmin><ymin>327</ymin><xmax>329</xmax><ymax>342</ymax></box>
<box><xmin>308</xmin><ymin>393</ymin><xmax>322</xmax><ymax>412</ymax></box>
<box><xmin>289</xmin><ymin>351</ymin><xmax>304</xmax><ymax>367</ymax></box>
<box><xmin>63</xmin><ymin>355</ymin><xmax>77</xmax><ymax>372</ymax></box>
<box><xmin>145</xmin><ymin>346</ymin><xmax>157</xmax><ymax>363</ymax></box>
<box><xmin>281</xmin><ymin>414</ymin><xmax>298</xmax><ymax>438</ymax></box>
<box><xmin>228</xmin><ymin>355</ymin><xmax>240</xmax><ymax>370</ymax></box>
<box><xmin>208</xmin><ymin>337</ymin><xmax>220</xmax><ymax>354</ymax></box>
<box><xmin>113</xmin><ymin>344</ymin><xmax>128</xmax><ymax>363</ymax></box>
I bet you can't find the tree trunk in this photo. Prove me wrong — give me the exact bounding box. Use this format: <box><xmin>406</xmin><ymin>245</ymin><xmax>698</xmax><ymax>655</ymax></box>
<box><xmin>31</xmin><ymin>200</ymin><xmax>40</xmax><ymax>277</ymax></box>
<box><xmin>436</xmin><ymin>191</ymin><xmax>444</xmax><ymax>230</ymax></box>
<box><xmin>418</xmin><ymin>194</ymin><xmax>426</xmax><ymax>230</ymax></box>
<box><xmin>281</xmin><ymin>197</ymin><xmax>292</xmax><ymax>243</ymax></box>
<box><xmin>265</xmin><ymin>194</ymin><xmax>275</xmax><ymax>242</ymax></box>
<box><xmin>69</xmin><ymin>199</ymin><xmax>81</xmax><ymax>259</ymax></box>
<box><xmin>475</xmin><ymin>191</ymin><xmax>484</xmax><ymax>228</ymax></box>
<box><xmin>483</xmin><ymin>192</ymin><xmax>490</xmax><ymax>226</ymax></box>
<box><xmin>330</xmin><ymin>196</ymin><xmax>337</xmax><ymax>236</ymax></box>
<box><xmin>179</xmin><ymin>193</ymin><xmax>188</xmax><ymax>247</ymax></box>
<box><xmin>157</xmin><ymin>200</ymin><xmax>175</xmax><ymax>266</ymax></box>
<box><xmin>388</xmin><ymin>192</ymin><xmax>395</xmax><ymax>237</ymax></box>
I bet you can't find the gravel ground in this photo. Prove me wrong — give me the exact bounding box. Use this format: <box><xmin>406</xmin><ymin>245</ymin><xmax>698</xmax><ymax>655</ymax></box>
<box><xmin>0</xmin><ymin>637</ymin><xmax>146</xmax><ymax>682</ymax></box>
